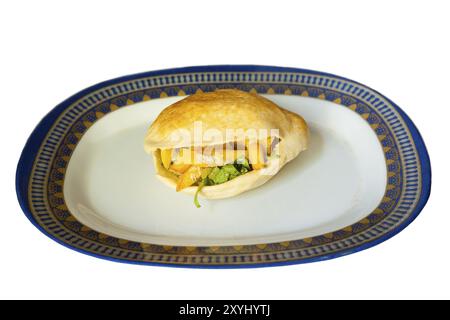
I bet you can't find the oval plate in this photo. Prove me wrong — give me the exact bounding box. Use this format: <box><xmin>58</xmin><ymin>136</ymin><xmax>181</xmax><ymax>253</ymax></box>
<box><xmin>16</xmin><ymin>65</ymin><xmax>431</xmax><ymax>268</ymax></box>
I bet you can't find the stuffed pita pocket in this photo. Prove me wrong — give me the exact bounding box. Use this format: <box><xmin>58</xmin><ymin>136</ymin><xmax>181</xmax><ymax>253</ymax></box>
<box><xmin>144</xmin><ymin>89</ymin><xmax>308</xmax><ymax>207</ymax></box>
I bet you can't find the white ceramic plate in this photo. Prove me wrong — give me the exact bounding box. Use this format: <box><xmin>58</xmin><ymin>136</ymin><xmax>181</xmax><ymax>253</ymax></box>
<box><xmin>16</xmin><ymin>66</ymin><xmax>431</xmax><ymax>267</ymax></box>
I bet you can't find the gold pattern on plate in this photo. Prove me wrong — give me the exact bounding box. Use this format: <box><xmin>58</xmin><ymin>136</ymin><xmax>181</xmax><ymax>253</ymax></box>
<box><xmin>24</xmin><ymin>71</ymin><xmax>421</xmax><ymax>265</ymax></box>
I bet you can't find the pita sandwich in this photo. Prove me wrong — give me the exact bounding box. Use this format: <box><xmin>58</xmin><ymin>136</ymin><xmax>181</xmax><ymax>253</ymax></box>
<box><xmin>144</xmin><ymin>89</ymin><xmax>308</xmax><ymax>207</ymax></box>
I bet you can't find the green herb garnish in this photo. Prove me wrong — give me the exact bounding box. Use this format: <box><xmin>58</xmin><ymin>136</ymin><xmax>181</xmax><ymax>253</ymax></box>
<box><xmin>193</xmin><ymin>158</ymin><xmax>254</xmax><ymax>208</ymax></box>
<box><xmin>194</xmin><ymin>182</ymin><xmax>205</xmax><ymax>208</ymax></box>
<box><xmin>222</xmin><ymin>164</ymin><xmax>240</xmax><ymax>177</ymax></box>
<box><xmin>211</xmin><ymin>169</ymin><xmax>229</xmax><ymax>184</ymax></box>
<box><xmin>235</xmin><ymin>157</ymin><xmax>251</xmax><ymax>173</ymax></box>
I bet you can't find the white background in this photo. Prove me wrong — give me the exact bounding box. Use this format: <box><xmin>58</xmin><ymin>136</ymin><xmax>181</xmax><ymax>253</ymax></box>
<box><xmin>1</xmin><ymin>0</ymin><xmax>448</xmax><ymax>300</ymax></box>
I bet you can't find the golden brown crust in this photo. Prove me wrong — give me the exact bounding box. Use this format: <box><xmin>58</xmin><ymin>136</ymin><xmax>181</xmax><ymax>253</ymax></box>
<box><xmin>144</xmin><ymin>89</ymin><xmax>304</xmax><ymax>151</ymax></box>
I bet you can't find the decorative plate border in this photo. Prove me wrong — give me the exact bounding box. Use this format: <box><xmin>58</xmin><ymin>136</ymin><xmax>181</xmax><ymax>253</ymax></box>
<box><xmin>16</xmin><ymin>65</ymin><xmax>431</xmax><ymax>267</ymax></box>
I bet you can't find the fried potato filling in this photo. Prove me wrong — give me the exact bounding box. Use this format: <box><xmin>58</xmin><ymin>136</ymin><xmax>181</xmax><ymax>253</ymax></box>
<box><xmin>158</xmin><ymin>137</ymin><xmax>280</xmax><ymax>207</ymax></box>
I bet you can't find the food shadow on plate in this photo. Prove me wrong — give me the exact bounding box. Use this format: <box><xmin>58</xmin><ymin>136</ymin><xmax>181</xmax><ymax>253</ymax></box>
<box><xmin>211</xmin><ymin>123</ymin><xmax>324</xmax><ymax>204</ymax></box>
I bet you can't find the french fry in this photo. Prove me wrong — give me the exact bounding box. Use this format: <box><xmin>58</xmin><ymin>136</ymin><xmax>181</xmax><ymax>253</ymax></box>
<box><xmin>169</xmin><ymin>163</ymin><xmax>191</xmax><ymax>175</ymax></box>
<box><xmin>160</xmin><ymin>149</ymin><xmax>173</xmax><ymax>169</ymax></box>
<box><xmin>246</xmin><ymin>140</ymin><xmax>266</xmax><ymax>170</ymax></box>
<box><xmin>176</xmin><ymin>166</ymin><xmax>202</xmax><ymax>191</ymax></box>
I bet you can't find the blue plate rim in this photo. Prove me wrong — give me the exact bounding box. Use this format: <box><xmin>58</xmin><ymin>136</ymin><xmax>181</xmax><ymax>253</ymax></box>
<box><xmin>16</xmin><ymin>65</ymin><xmax>431</xmax><ymax>268</ymax></box>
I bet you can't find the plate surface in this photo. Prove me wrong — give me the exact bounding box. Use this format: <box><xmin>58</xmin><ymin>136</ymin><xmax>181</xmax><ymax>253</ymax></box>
<box><xmin>16</xmin><ymin>65</ymin><xmax>431</xmax><ymax>267</ymax></box>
